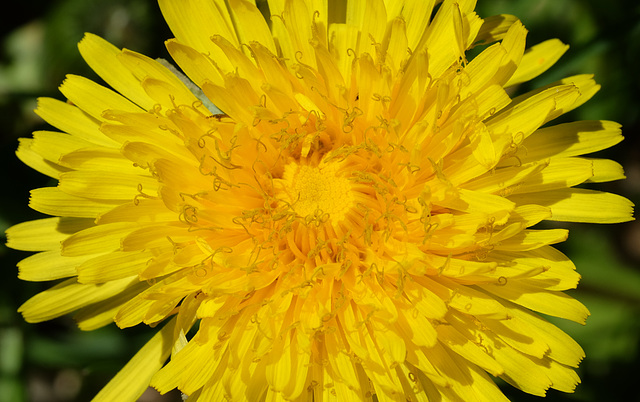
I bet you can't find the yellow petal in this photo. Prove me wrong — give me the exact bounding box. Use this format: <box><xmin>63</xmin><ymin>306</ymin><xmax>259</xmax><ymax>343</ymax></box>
<box><xmin>151</xmin><ymin>321</ymin><xmax>226</xmax><ymax>395</ymax></box>
<box><xmin>476</xmin><ymin>314</ymin><xmax>550</xmax><ymax>359</ymax></box>
<box><xmin>117</xmin><ymin>49</ymin><xmax>199</xmax><ymax>108</ymax></box>
<box><xmin>92</xmin><ymin>318</ymin><xmax>176</xmax><ymax>402</ymax></box>
<box><xmin>435</xmin><ymin>188</ymin><xmax>515</xmax><ymax>216</ymax></box>
<box><xmin>29</xmin><ymin>131</ymin><xmax>92</xmax><ymax>165</ymax></box>
<box><xmin>544</xmin><ymin>360</ymin><xmax>581</xmax><ymax>393</ymax></box>
<box><xmin>474</xmin><ymin>14</ymin><xmax>519</xmax><ymax>46</ymax></box>
<box><xmin>74</xmin><ymin>280</ymin><xmax>151</xmax><ymax>331</ymax></box>
<box><xmin>59</xmin><ymin>75</ymin><xmax>143</xmax><ymax>120</ymax></box>
<box><xmin>418</xmin><ymin>0</ymin><xmax>480</xmax><ymax>77</ymax></box>
<box><xmin>96</xmin><ymin>199</ymin><xmax>176</xmax><ymax>224</ymax></box>
<box><xmin>486</xmin><ymin>85</ymin><xmax>575</xmax><ymax>153</ymax></box>
<box><xmin>510</xmin><ymin>157</ymin><xmax>594</xmax><ymax>195</ymax></box>
<box><xmin>509</xmin><ymin>188</ymin><xmax>634</xmax><ymax>223</ymax></box>
<box><xmin>436</xmin><ymin>322</ymin><xmax>504</xmax><ymax>376</ymax></box>
<box><xmin>586</xmin><ymin>158</ymin><xmax>626</xmax><ymax>183</ymax></box>
<box><xmin>493</xmin><ymin>229</ymin><xmax>568</xmax><ymax>251</ymax></box>
<box><xmin>507</xmin><ymin>39</ymin><xmax>569</xmax><ymax>87</ymax></box>
<box><xmin>503</xmin><ymin>300</ymin><xmax>585</xmax><ymax>367</ymax></box>
<box><xmin>77</xmin><ymin>250</ymin><xmax>154</xmax><ymax>283</ymax></box>
<box><xmin>400</xmin><ymin>0</ymin><xmax>437</xmax><ymax>50</ymax></box>
<box><xmin>284</xmin><ymin>0</ymin><xmax>317</xmax><ymax>68</ymax></box>
<box><xmin>509</xmin><ymin>74</ymin><xmax>600</xmax><ymax>124</ymax></box>
<box><xmin>19</xmin><ymin>277</ymin><xmax>138</xmax><ymax>323</ymax></box>
<box><xmin>202</xmin><ymin>76</ymin><xmax>259</xmax><ymax>126</ymax></box>
<box><xmin>227</xmin><ymin>0</ymin><xmax>276</xmax><ymax>53</ymax></box>
<box><xmin>165</xmin><ymin>39</ymin><xmax>224</xmax><ymax>89</ymax></box>
<box><xmin>58</xmin><ymin>170</ymin><xmax>157</xmax><ymax>200</ymax></box>
<box><xmin>461</xmin><ymin>159</ymin><xmax>545</xmax><ymax>193</ymax></box>
<box><xmin>516</xmin><ymin>120</ymin><xmax>622</xmax><ymax>163</ymax></box>
<box><xmin>418</xmin><ymin>276</ymin><xmax>510</xmax><ymax>319</ymax></box>
<box><xmin>58</xmin><ymin>147</ymin><xmax>141</xmax><ymax>174</ymax></box>
<box><xmin>488</xmin><ymin>246</ymin><xmax>581</xmax><ymax>291</ymax></box>
<box><xmin>349</xmin><ymin>0</ymin><xmax>387</xmax><ymax>58</ymax></box>
<box><xmin>61</xmin><ymin>222</ymin><xmax>141</xmax><ymax>256</ymax></box>
<box><xmin>493</xmin><ymin>343</ymin><xmax>552</xmax><ymax>396</ymax></box>
<box><xmin>479</xmin><ymin>281</ymin><xmax>590</xmax><ymax>324</ymax></box>
<box><xmin>493</xmin><ymin>19</ymin><xmax>527</xmax><ymax>86</ymax></box>
<box><xmin>327</xmin><ymin>23</ymin><xmax>359</xmax><ymax>85</ymax></box>
<box><xmin>34</xmin><ymin>97</ymin><xmax>118</xmax><ymax>147</ymax></box>
<box><xmin>15</xmin><ymin>138</ymin><xmax>67</xmax><ymax>179</ymax></box>
<box><xmin>5</xmin><ymin>217</ymin><xmax>93</xmax><ymax>252</ymax></box>
<box><xmin>29</xmin><ymin>187</ymin><xmax>121</xmax><ymax>218</ymax></box>
<box><xmin>158</xmin><ymin>0</ymin><xmax>236</xmax><ymax>72</ymax></box>
<box><xmin>18</xmin><ymin>251</ymin><xmax>92</xmax><ymax>281</ymax></box>
<box><xmin>325</xmin><ymin>328</ymin><xmax>362</xmax><ymax>392</ymax></box>
<box><xmin>78</xmin><ymin>33</ymin><xmax>156</xmax><ymax>110</ymax></box>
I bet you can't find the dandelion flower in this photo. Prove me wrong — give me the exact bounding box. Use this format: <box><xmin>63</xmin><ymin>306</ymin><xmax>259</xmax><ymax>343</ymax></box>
<box><xmin>7</xmin><ymin>0</ymin><xmax>635</xmax><ymax>400</ymax></box>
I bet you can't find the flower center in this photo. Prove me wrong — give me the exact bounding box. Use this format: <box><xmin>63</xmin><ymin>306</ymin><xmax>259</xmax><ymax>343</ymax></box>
<box><xmin>277</xmin><ymin>161</ymin><xmax>354</xmax><ymax>223</ymax></box>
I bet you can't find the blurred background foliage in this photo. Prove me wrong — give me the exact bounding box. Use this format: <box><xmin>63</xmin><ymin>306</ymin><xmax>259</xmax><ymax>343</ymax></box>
<box><xmin>1</xmin><ymin>1</ymin><xmax>639</xmax><ymax>401</ymax></box>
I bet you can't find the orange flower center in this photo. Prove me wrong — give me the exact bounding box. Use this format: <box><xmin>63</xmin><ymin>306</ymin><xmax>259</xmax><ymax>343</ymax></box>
<box><xmin>277</xmin><ymin>161</ymin><xmax>354</xmax><ymax>223</ymax></box>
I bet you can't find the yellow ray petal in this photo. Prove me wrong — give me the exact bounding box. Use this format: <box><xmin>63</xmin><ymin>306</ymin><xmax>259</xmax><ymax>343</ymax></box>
<box><xmin>58</xmin><ymin>170</ymin><xmax>157</xmax><ymax>200</ymax></box>
<box><xmin>19</xmin><ymin>277</ymin><xmax>138</xmax><ymax>323</ymax></box>
<box><xmin>502</xmin><ymin>300</ymin><xmax>585</xmax><ymax>367</ymax></box>
<box><xmin>493</xmin><ymin>19</ymin><xmax>527</xmax><ymax>86</ymax></box>
<box><xmin>58</xmin><ymin>147</ymin><xmax>141</xmax><ymax>174</ymax></box>
<box><xmin>77</xmin><ymin>250</ymin><xmax>154</xmax><ymax>283</ymax></box>
<box><xmin>506</xmin><ymin>39</ymin><xmax>569</xmax><ymax>87</ymax></box>
<box><xmin>493</xmin><ymin>228</ymin><xmax>568</xmax><ymax>251</ymax></box>
<box><xmin>59</xmin><ymin>75</ymin><xmax>143</xmax><ymax>121</ymax></box>
<box><xmin>324</xmin><ymin>328</ymin><xmax>363</xmax><ymax>392</ymax></box>
<box><xmin>5</xmin><ymin>217</ymin><xmax>93</xmax><ymax>252</ymax></box>
<box><xmin>476</xmin><ymin>314</ymin><xmax>550</xmax><ymax>359</ymax></box>
<box><xmin>34</xmin><ymin>97</ymin><xmax>118</xmax><ymax>147</ymax></box>
<box><xmin>399</xmin><ymin>0</ymin><xmax>437</xmax><ymax>50</ymax></box>
<box><xmin>543</xmin><ymin>359</ymin><xmax>581</xmax><ymax>393</ymax></box>
<box><xmin>227</xmin><ymin>0</ymin><xmax>276</xmax><ymax>52</ymax></box>
<box><xmin>488</xmin><ymin>246</ymin><xmax>581</xmax><ymax>291</ymax></box>
<box><xmin>509</xmin><ymin>74</ymin><xmax>600</xmax><ymax>124</ymax></box>
<box><xmin>493</xmin><ymin>343</ymin><xmax>552</xmax><ymax>396</ymax></box>
<box><xmin>96</xmin><ymin>199</ymin><xmax>176</xmax><ymax>224</ymax></box>
<box><xmin>479</xmin><ymin>281</ymin><xmax>590</xmax><ymax>324</ymax></box>
<box><xmin>284</xmin><ymin>0</ymin><xmax>317</xmax><ymax>68</ymax></box>
<box><xmin>514</xmin><ymin>120</ymin><xmax>623</xmax><ymax>164</ymax></box>
<box><xmin>118</xmin><ymin>50</ymin><xmax>201</xmax><ymax>108</ymax></box>
<box><xmin>165</xmin><ymin>39</ymin><xmax>224</xmax><ymax>89</ymax></box>
<box><xmin>509</xmin><ymin>157</ymin><xmax>594</xmax><ymax>195</ymax></box>
<box><xmin>29</xmin><ymin>187</ymin><xmax>121</xmax><ymax>218</ymax></box>
<box><xmin>152</xmin><ymin>321</ymin><xmax>229</xmax><ymax>394</ymax></box>
<box><xmin>92</xmin><ymin>318</ymin><xmax>176</xmax><ymax>402</ymax></box>
<box><xmin>436</xmin><ymin>322</ymin><xmax>504</xmax><ymax>376</ymax></box>
<box><xmin>351</xmin><ymin>0</ymin><xmax>388</xmax><ymax>59</ymax></box>
<box><xmin>587</xmin><ymin>158</ymin><xmax>626</xmax><ymax>183</ymax></box>
<box><xmin>78</xmin><ymin>33</ymin><xmax>156</xmax><ymax>110</ymax></box>
<box><xmin>61</xmin><ymin>222</ymin><xmax>142</xmax><ymax>256</ymax></box>
<box><xmin>28</xmin><ymin>130</ymin><xmax>92</xmax><ymax>167</ymax></box>
<box><xmin>16</xmin><ymin>138</ymin><xmax>68</xmax><ymax>179</ymax></box>
<box><xmin>418</xmin><ymin>276</ymin><xmax>510</xmax><ymax>319</ymax></box>
<box><xmin>474</xmin><ymin>14</ymin><xmax>519</xmax><ymax>46</ymax></box>
<box><xmin>158</xmin><ymin>0</ymin><xmax>236</xmax><ymax>71</ymax></box>
<box><xmin>486</xmin><ymin>85</ymin><xmax>575</xmax><ymax>152</ymax></box>
<box><xmin>509</xmin><ymin>188</ymin><xmax>635</xmax><ymax>224</ymax></box>
<box><xmin>18</xmin><ymin>251</ymin><xmax>93</xmax><ymax>281</ymax></box>
<box><xmin>74</xmin><ymin>280</ymin><xmax>150</xmax><ymax>331</ymax></box>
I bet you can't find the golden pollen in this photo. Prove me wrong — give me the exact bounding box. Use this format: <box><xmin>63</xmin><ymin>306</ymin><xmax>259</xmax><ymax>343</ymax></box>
<box><xmin>278</xmin><ymin>161</ymin><xmax>354</xmax><ymax>222</ymax></box>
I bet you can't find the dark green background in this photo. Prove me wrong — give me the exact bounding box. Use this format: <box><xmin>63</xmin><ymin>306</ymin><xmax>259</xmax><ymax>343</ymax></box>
<box><xmin>1</xmin><ymin>1</ymin><xmax>638</xmax><ymax>401</ymax></box>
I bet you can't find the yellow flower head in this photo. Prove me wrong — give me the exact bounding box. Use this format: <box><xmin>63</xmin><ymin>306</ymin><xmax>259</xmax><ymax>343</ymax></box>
<box><xmin>6</xmin><ymin>0</ymin><xmax>634</xmax><ymax>401</ymax></box>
